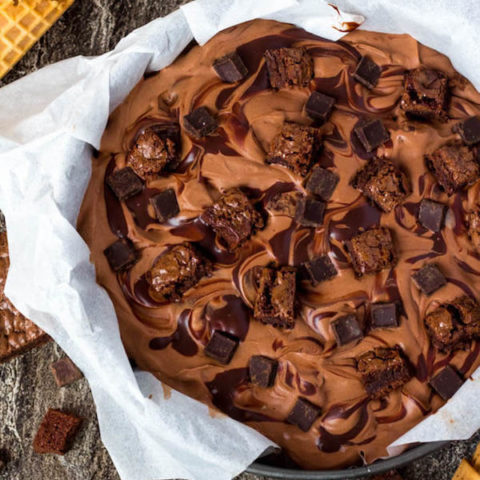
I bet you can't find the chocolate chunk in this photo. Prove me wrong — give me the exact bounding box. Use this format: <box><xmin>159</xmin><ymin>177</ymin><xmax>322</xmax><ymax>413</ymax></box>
<box><xmin>150</xmin><ymin>188</ymin><xmax>180</xmax><ymax>223</ymax></box>
<box><xmin>213</xmin><ymin>51</ymin><xmax>248</xmax><ymax>83</ymax></box>
<box><xmin>305</xmin><ymin>165</ymin><xmax>339</xmax><ymax>201</ymax></box>
<box><xmin>266</xmin><ymin>123</ymin><xmax>320</xmax><ymax>177</ymax></box>
<box><xmin>302</xmin><ymin>255</ymin><xmax>337</xmax><ymax>285</ymax></box>
<box><xmin>353</xmin><ymin>55</ymin><xmax>381</xmax><ymax>89</ymax></box>
<box><xmin>357</xmin><ymin>347</ymin><xmax>411</xmax><ymax>400</ymax></box>
<box><xmin>346</xmin><ymin>227</ymin><xmax>397</xmax><ymax>276</ymax></box>
<box><xmin>266</xmin><ymin>191</ymin><xmax>302</xmax><ymax>217</ymax></box>
<box><xmin>305</xmin><ymin>91</ymin><xmax>335</xmax><ymax>123</ymax></box>
<box><xmin>205</xmin><ymin>330</ymin><xmax>239</xmax><ymax>364</ymax></box>
<box><xmin>351</xmin><ymin>157</ymin><xmax>410</xmax><ymax>212</ymax></box>
<box><xmin>371</xmin><ymin>303</ymin><xmax>398</xmax><ymax>329</ymax></box>
<box><xmin>249</xmin><ymin>355</ymin><xmax>278</xmax><ymax>387</ymax></box>
<box><xmin>104</xmin><ymin>239</ymin><xmax>138</xmax><ymax>272</ymax></box>
<box><xmin>183</xmin><ymin>106</ymin><xmax>218</xmax><ymax>138</ymax></box>
<box><xmin>412</xmin><ymin>263</ymin><xmax>446</xmax><ymax>295</ymax></box>
<box><xmin>425</xmin><ymin>304</ymin><xmax>462</xmax><ymax>351</ymax></box>
<box><xmin>295</xmin><ymin>196</ymin><xmax>326</xmax><ymax>227</ymax></box>
<box><xmin>400</xmin><ymin>67</ymin><xmax>449</xmax><ymax>121</ymax></box>
<box><xmin>454</xmin><ymin>116</ymin><xmax>480</xmax><ymax>146</ymax></box>
<box><xmin>146</xmin><ymin>243</ymin><xmax>212</xmax><ymax>302</ymax></box>
<box><xmin>286</xmin><ymin>397</ymin><xmax>322</xmax><ymax>432</ymax></box>
<box><xmin>264</xmin><ymin>47</ymin><xmax>313</xmax><ymax>89</ymax></box>
<box><xmin>331</xmin><ymin>314</ymin><xmax>363</xmax><ymax>346</ymax></box>
<box><xmin>254</xmin><ymin>266</ymin><xmax>297</xmax><ymax>329</ymax></box>
<box><xmin>354</xmin><ymin>118</ymin><xmax>390</xmax><ymax>153</ymax></box>
<box><xmin>468</xmin><ymin>211</ymin><xmax>480</xmax><ymax>251</ymax></box>
<box><xmin>201</xmin><ymin>189</ymin><xmax>264</xmax><ymax>251</ymax></box>
<box><xmin>418</xmin><ymin>198</ymin><xmax>446</xmax><ymax>232</ymax></box>
<box><xmin>50</xmin><ymin>357</ymin><xmax>83</xmax><ymax>387</ymax></box>
<box><xmin>425</xmin><ymin>143</ymin><xmax>480</xmax><ymax>195</ymax></box>
<box><xmin>429</xmin><ymin>365</ymin><xmax>463</xmax><ymax>400</ymax></box>
<box><xmin>106</xmin><ymin>167</ymin><xmax>143</xmax><ymax>201</ymax></box>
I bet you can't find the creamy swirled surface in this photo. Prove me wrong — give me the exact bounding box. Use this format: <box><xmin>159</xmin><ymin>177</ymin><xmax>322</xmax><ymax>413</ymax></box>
<box><xmin>78</xmin><ymin>20</ymin><xmax>480</xmax><ymax>469</ymax></box>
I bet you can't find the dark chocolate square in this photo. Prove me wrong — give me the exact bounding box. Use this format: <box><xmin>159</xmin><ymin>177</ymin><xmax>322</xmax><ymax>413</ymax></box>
<box><xmin>213</xmin><ymin>51</ymin><xmax>248</xmax><ymax>83</ymax></box>
<box><xmin>429</xmin><ymin>365</ymin><xmax>463</xmax><ymax>400</ymax></box>
<box><xmin>418</xmin><ymin>198</ymin><xmax>446</xmax><ymax>232</ymax></box>
<box><xmin>183</xmin><ymin>107</ymin><xmax>218</xmax><ymax>138</ymax></box>
<box><xmin>249</xmin><ymin>355</ymin><xmax>278</xmax><ymax>388</ymax></box>
<box><xmin>331</xmin><ymin>314</ymin><xmax>363</xmax><ymax>346</ymax></box>
<box><xmin>454</xmin><ymin>116</ymin><xmax>480</xmax><ymax>146</ymax></box>
<box><xmin>107</xmin><ymin>167</ymin><xmax>143</xmax><ymax>201</ymax></box>
<box><xmin>305</xmin><ymin>165</ymin><xmax>339</xmax><ymax>201</ymax></box>
<box><xmin>354</xmin><ymin>118</ymin><xmax>390</xmax><ymax>153</ymax></box>
<box><xmin>264</xmin><ymin>47</ymin><xmax>313</xmax><ymax>89</ymax></box>
<box><xmin>303</xmin><ymin>255</ymin><xmax>337</xmax><ymax>285</ymax></box>
<box><xmin>371</xmin><ymin>303</ymin><xmax>398</xmax><ymax>329</ymax></box>
<box><xmin>295</xmin><ymin>196</ymin><xmax>326</xmax><ymax>227</ymax></box>
<box><xmin>353</xmin><ymin>55</ymin><xmax>381</xmax><ymax>89</ymax></box>
<box><xmin>305</xmin><ymin>91</ymin><xmax>335</xmax><ymax>123</ymax></box>
<box><xmin>104</xmin><ymin>239</ymin><xmax>138</xmax><ymax>272</ymax></box>
<box><xmin>205</xmin><ymin>331</ymin><xmax>239</xmax><ymax>364</ymax></box>
<box><xmin>412</xmin><ymin>263</ymin><xmax>446</xmax><ymax>296</ymax></box>
<box><xmin>150</xmin><ymin>188</ymin><xmax>180</xmax><ymax>223</ymax></box>
<box><xmin>286</xmin><ymin>397</ymin><xmax>322</xmax><ymax>432</ymax></box>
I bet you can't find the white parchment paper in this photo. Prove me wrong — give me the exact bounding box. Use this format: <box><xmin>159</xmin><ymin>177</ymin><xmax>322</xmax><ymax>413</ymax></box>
<box><xmin>0</xmin><ymin>1</ymin><xmax>479</xmax><ymax>479</ymax></box>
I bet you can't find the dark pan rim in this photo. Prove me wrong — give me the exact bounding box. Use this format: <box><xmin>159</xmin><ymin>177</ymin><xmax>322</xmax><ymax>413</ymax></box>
<box><xmin>246</xmin><ymin>441</ymin><xmax>448</xmax><ymax>479</ymax></box>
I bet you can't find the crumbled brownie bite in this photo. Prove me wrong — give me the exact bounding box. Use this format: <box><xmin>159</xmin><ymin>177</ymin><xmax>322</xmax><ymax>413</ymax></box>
<box><xmin>418</xmin><ymin>198</ymin><xmax>446</xmax><ymax>232</ymax></box>
<box><xmin>264</xmin><ymin>47</ymin><xmax>313</xmax><ymax>89</ymax></box>
<box><xmin>351</xmin><ymin>157</ymin><xmax>410</xmax><ymax>212</ymax></box>
<box><xmin>50</xmin><ymin>357</ymin><xmax>83</xmax><ymax>387</ymax></box>
<box><xmin>295</xmin><ymin>196</ymin><xmax>326</xmax><ymax>227</ymax></box>
<box><xmin>331</xmin><ymin>314</ymin><xmax>363</xmax><ymax>346</ymax></box>
<box><xmin>305</xmin><ymin>165</ymin><xmax>339</xmax><ymax>201</ymax></box>
<box><xmin>305</xmin><ymin>91</ymin><xmax>335</xmax><ymax>123</ymax></box>
<box><xmin>454</xmin><ymin>116</ymin><xmax>480</xmax><ymax>146</ymax></box>
<box><xmin>302</xmin><ymin>255</ymin><xmax>337</xmax><ymax>285</ymax></box>
<box><xmin>451</xmin><ymin>295</ymin><xmax>480</xmax><ymax>338</ymax></box>
<box><xmin>354</xmin><ymin>118</ymin><xmax>390</xmax><ymax>153</ymax></box>
<box><xmin>357</xmin><ymin>347</ymin><xmax>411</xmax><ymax>400</ymax></box>
<box><xmin>106</xmin><ymin>167</ymin><xmax>143</xmax><ymax>201</ymax></box>
<box><xmin>425</xmin><ymin>143</ymin><xmax>480</xmax><ymax>194</ymax></box>
<box><xmin>201</xmin><ymin>189</ymin><xmax>264</xmax><ymax>251</ymax></box>
<box><xmin>213</xmin><ymin>51</ymin><xmax>248</xmax><ymax>83</ymax></box>
<box><xmin>104</xmin><ymin>239</ymin><xmax>138</xmax><ymax>272</ymax></box>
<box><xmin>254</xmin><ymin>266</ymin><xmax>297</xmax><ymax>329</ymax></box>
<box><xmin>412</xmin><ymin>263</ymin><xmax>446</xmax><ymax>295</ymax></box>
<box><xmin>468</xmin><ymin>211</ymin><xmax>480</xmax><ymax>251</ymax></box>
<box><xmin>266</xmin><ymin>123</ymin><xmax>320</xmax><ymax>177</ymax></box>
<box><xmin>346</xmin><ymin>227</ymin><xmax>397</xmax><ymax>276</ymax></box>
<box><xmin>126</xmin><ymin>128</ymin><xmax>177</xmax><ymax>179</ymax></box>
<box><xmin>286</xmin><ymin>397</ymin><xmax>322</xmax><ymax>432</ymax></box>
<box><xmin>249</xmin><ymin>355</ymin><xmax>278</xmax><ymax>387</ymax></box>
<box><xmin>146</xmin><ymin>243</ymin><xmax>212</xmax><ymax>302</ymax></box>
<box><xmin>425</xmin><ymin>305</ymin><xmax>462</xmax><ymax>351</ymax></box>
<box><xmin>33</xmin><ymin>409</ymin><xmax>82</xmax><ymax>455</ymax></box>
<box><xmin>371</xmin><ymin>302</ymin><xmax>399</xmax><ymax>329</ymax></box>
<box><xmin>400</xmin><ymin>67</ymin><xmax>449</xmax><ymax>121</ymax></box>
<box><xmin>150</xmin><ymin>188</ymin><xmax>180</xmax><ymax>223</ymax></box>
<box><xmin>183</xmin><ymin>107</ymin><xmax>218</xmax><ymax>138</ymax></box>
<box><xmin>205</xmin><ymin>330</ymin><xmax>239</xmax><ymax>364</ymax></box>
<box><xmin>429</xmin><ymin>365</ymin><xmax>464</xmax><ymax>400</ymax></box>
<box><xmin>266</xmin><ymin>191</ymin><xmax>302</xmax><ymax>217</ymax></box>
<box><xmin>353</xmin><ymin>55</ymin><xmax>381</xmax><ymax>89</ymax></box>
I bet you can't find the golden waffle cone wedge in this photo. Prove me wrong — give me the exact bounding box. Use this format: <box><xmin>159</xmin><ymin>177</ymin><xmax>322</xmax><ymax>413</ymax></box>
<box><xmin>453</xmin><ymin>459</ymin><xmax>480</xmax><ymax>480</ymax></box>
<box><xmin>472</xmin><ymin>442</ymin><xmax>480</xmax><ymax>472</ymax></box>
<box><xmin>0</xmin><ymin>0</ymin><xmax>75</xmax><ymax>79</ymax></box>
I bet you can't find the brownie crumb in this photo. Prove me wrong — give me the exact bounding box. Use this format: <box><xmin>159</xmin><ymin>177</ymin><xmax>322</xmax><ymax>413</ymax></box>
<box><xmin>50</xmin><ymin>357</ymin><xmax>83</xmax><ymax>387</ymax></box>
<box><xmin>264</xmin><ymin>47</ymin><xmax>313</xmax><ymax>89</ymax></box>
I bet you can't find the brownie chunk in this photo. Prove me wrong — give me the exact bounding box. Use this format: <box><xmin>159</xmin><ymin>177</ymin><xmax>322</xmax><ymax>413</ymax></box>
<box><xmin>454</xmin><ymin>116</ymin><xmax>480</xmax><ymax>146</ymax></box>
<box><xmin>146</xmin><ymin>243</ymin><xmax>212</xmax><ymax>302</ymax></box>
<box><xmin>305</xmin><ymin>165</ymin><xmax>339</xmax><ymax>201</ymax></box>
<box><xmin>266</xmin><ymin>123</ymin><xmax>320</xmax><ymax>177</ymax></box>
<box><xmin>264</xmin><ymin>47</ymin><xmax>313</xmax><ymax>89</ymax></box>
<box><xmin>201</xmin><ymin>189</ymin><xmax>264</xmax><ymax>251</ymax></box>
<box><xmin>425</xmin><ymin>305</ymin><xmax>462</xmax><ymax>351</ymax></box>
<box><xmin>425</xmin><ymin>143</ymin><xmax>480</xmax><ymax>194</ymax></box>
<box><xmin>150</xmin><ymin>188</ymin><xmax>180</xmax><ymax>223</ymax></box>
<box><xmin>249</xmin><ymin>355</ymin><xmax>278</xmax><ymax>387</ymax></box>
<box><xmin>254</xmin><ymin>266</ymin><xmax>297</xmax><ymax>329</ymax></box>
<box><xmin>295</xmin><ymin>196</ymin><xmax>326</xmax><ymax>227</ymax></box>
<box><xmin>205</xmin><ymin>331</ymin><xmax>239</xmax><ymax>364</ymax></box>
<box><xmin>400</xmin><ymin>67</ymin><xmax>449</xmax><ymax>121</ymax></box>
<box><xmin>412</xmin><ymin>263</ymin><xmax>446</xmax><ymax>296</ymax></box>
<box><xmin>418</xmin><ymin>198</ymin><xmax>446</xmax><ymax>232</ymax></box>
<box><xmin>346</xmin><ymin>227</ymin><xmax>397</xmax><ymax>276</ymax></box>
<box><xmin>429</xmin><ymin>365</ymin><xmax>464</xmax><ymax>400</ymax></box>
<box><xmin>302</xmin><ymin>255</ymin><xmax>337</xmax><ymax>285</ymax></box>
<box><xmin>354</xmin><ymin>118</ymin><xmax>390</xmax><ymax>153</ymax></box>
<box><xmin>468</xmin><ymin>211</ymin><xmax>480</xmax><ymax>251</ymax></box>
<box><xmin>107</xmin><ymin>167</ymin><xmax>143</xmax><ymax>201</ymax></box>
<box><xmin>353</xmin><ymin>55</ymin><xmax>381</xmax><ymax>89</ymax></box>
<box><xmin>286</xmin><ymin>397</ymin><xmax>322</xmax><ymax>432</ymax></box>
<box><xmin>452</xmin><ymin>295</ymin><xmax>480</xmax><ymax>339</ymax></box>
<box><xmin>351</xmin><ymin>157</ymin><xmax>410</xmax><ymax>212</ymax></box>
<box><xmin>104</xmin><ymin>239</ymin><xmax>138</xmax><ymax>272</ymax></box>
<box><xmin>33</xmin><ymin>409</ymin><xmax>82</xmax><ymax>455</ymax></box>
<box><xmin>50</xmin><ymin>357</ymin><xmax>83</xmax><ymax>387</ymax></box>
<box><xmin>183</xmin><ymin>107</ymin><xmax>218</xmax><ymax>138</ymax></box>
<box><xmin>357</xmin><ymin>347</ymin><xmax>411</xmax><ymax>400</ymax></box>
<box><xmin>331</xmin><ymin>314</ymin><xmax>363</xmax><ymax>346</ymax></box>
<box><xmin>266</xmin><ymin>191</ymin><xmax>302</xmax><ymax>217</ymax></box>
<box><xmin>126</xmin><ymin>128</ymin><xmax>177</xmax><ymax>179</ymax></box>
<box><xmin>371</xmin><ymin>303</ymin><xmax>399</xmax><ymax>329</ymax></box>
<box><xmin>305</xmin><ymin>91</ymin><xmax>335</xmax><ymax>123</ymax></box>
<box><xmin>213</xmin><ymin>51</ymin><xmax>248</xmax><ymax>83</ymax></box>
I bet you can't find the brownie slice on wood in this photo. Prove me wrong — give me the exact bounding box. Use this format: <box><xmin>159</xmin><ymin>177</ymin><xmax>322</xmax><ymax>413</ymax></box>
<box><xmin>264</xmin><ymin>47</ymin><xmax>313</xmax><ymax>89</ymax></box>
<box><xmin>51</xmin><ymin>357</ymin><xmax>83</xmax><ymax>387</ymax></box>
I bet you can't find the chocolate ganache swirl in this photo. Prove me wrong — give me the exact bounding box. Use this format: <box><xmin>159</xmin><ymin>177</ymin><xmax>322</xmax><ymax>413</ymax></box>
<box><xmin>78</xmin><ymin>19</ymin><xmax>480</xmax><ymax>469</ymax></box>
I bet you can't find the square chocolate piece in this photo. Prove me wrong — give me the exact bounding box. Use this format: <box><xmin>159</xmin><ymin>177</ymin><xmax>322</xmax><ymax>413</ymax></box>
<box><xmin>351</xmin><ymin>157</ymin><xmax>410</xmax><ymax>212</ymax></box>
<box><xmin>50</xmin><ymin>357</ymin><xmax>83</xmax><ymax>387</ymax></box>
<box><xmin>249</xmin><ymin>355</ymin><xmax>278</xmax><ymax>388</ymax></box>
<box><xmin>305</xmin><ymin>91</ymin><xmax>335</xmax><ymax>123</ymax></box>
<box><xmin>425</xmin><ymin>143</ymin><xmax>480</xmax><ymax>194</ymax></box>
<box><xmin>454</xmin><ymin>116</ymin><xmax>480</xmax><ymax>146</ymax></box>
<box><xmin>205</xmin><ymin>330</ymin><xmax>239</xmax><ymax>364</ymax></box>
<box><xmin>286</xmin><ymin>397</ymin><xmax>322</xmax><ymax>432</ymax></box>
<box><xmin>371</xmin><ymin>303</ymin><xmax>399</xmax><ymax>329</ymax></box>
<box><xmin>150</xmin><ymin>188</ymin><xmax>180</xmax><ymax>224</ymax></box>
<box><xmin>305</xmin><ymin>165</ymin><xmax>339</xmax><ymax>201</ymax></box>
<box><xmin>418</xmin><ymin>198</ymin><xmax>446</xmax><ymax>232</ymax></box>
<box><xmin>346</xmin><ymin>227</ymin><xmax>397</xmax><ymax>276</ymax></box>
<box><xmin>429</xmin><ymin>365</ymin><xmax>463</xmax><ymax>400</ymax></box>
<box><xmin>106</xmin><ymin>167</ymin><xmax>143</xmax><ymax>201</ymax></box>
<box><xmin>104</xmin><ymin>239</ymin><xmax>138</xmax><ymax>272</ymax></box>
<box><xmin>254</xmin><ymin>266</ymin><xmax>297</xmax><ymax>329</ymax></box>
<box><xmin>424</xmin><ymin>305</ymin><xmax>461</xmax><ymax>351</ymax></box>
<box><xmin>213</xmin><ymin>51</ymin><xmax>248</xmax><ymax>83</ymax></box>
<box><xmin>183</xmin><ymin>107</ymin><xmax>218</xmax><ymax>138</ymax></box>
<box><xmin>295</xmin><ymin>196</ymin><xmax>326</xmax><ymax>227</ymax></box>
<box><xmin>400</xmin><ymin>67</ymin><xmax>449</xmax><ymax>121</ymax></box>
<box><xmin>302</xmin><ymin>255</ymin><xmax>337</xmax><ymax>285</ymax></box>
<box><xmin>264</xmin><ymin>47</ymin><xmax>313</xmax><ymax>89</ymax></box>
<box><xmin>353</xmin><ymin>55</ymin><xmax>381</xmax><ymax>89</ymax></box>
<box><xmin>266</xmin><ymin>123</ymin><xmax>320</xmax><ymax>177</ymax></box>
<box><xmin>357</xmin><ymin>347</ymin><xmax>411</xmax><ymax>400</ymax></box>
<box><xmin>331</xmin><ymin>314</ymin><xmax>363</xmax><ymax>346</ymax></box>
<box><xmin>201</xmin><ymin>189</ymin><xmax>264</xmax><ymax>251</ymax></box>
<box><xmin>354</xmin><ymin>118</ymin><xmax>390</xmax><ymax>153</ymax></box>
<box><xmin>412</xmin><ymin>263</ymin><xmax>446</xmax><ymax>296</ymax></box>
